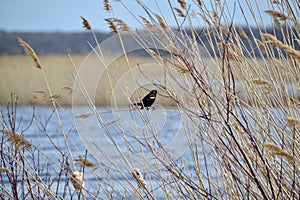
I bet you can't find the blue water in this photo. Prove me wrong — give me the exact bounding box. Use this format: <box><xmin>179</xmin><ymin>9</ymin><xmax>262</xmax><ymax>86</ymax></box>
<box><xmin>1</xmin><ymin>106</ymin><xmax>216</xmax><ymax>199</ymax></box>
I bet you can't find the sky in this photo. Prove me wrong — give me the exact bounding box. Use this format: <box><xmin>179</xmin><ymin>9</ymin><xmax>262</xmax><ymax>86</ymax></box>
<box><xmin>0</xmin><ymin>0</ymin><xmax>275</xmax><ymax>32</ymax></box>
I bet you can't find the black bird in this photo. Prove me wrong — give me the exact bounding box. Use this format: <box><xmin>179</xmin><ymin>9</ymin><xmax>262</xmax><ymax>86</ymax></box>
<box><xmin>132</xmin><ymin>90</ymin><xmax>157</xmax><ymax>109</ymax></box>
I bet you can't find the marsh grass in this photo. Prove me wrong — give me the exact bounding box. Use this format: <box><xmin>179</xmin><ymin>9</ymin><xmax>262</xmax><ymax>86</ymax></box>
<box><xmin>1</xmin><ymin>0</ymin><xmax>300</xmax><ymax>199</ymax></box>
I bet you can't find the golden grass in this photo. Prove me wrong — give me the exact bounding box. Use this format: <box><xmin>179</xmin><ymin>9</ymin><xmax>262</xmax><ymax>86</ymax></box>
<box><xmin>0</xmin><ymin>55</ymin><xmax>81</xmax><ymax>105</ymax></box>
<box><xmin>1</xmin><ymin>55</ymin><xmax>299</xmax><ymax>106</ymax></box>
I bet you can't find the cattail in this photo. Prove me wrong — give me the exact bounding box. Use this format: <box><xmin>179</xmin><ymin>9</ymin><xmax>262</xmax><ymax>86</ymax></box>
<box><xmin>178</xmin><ymin>0</ymin><xmax>186</xmax><ymax>9</ymax></box>
<box><xmin>237</xmin><ymin>26</ymin><xmax>248</xmax><ymax>39</ymax></box>
<box><xmin>155</xmin><ymin>14</ymin><xmax>167</xmax><ymax>29</ymax></box>
<box><xmin>75</xmin><ymin>113</ymin><xmax>91</xmax><ymax>119</ymax></box>
<box><xmin>286</xmin><ymin>117</ymin><xmax>300</xmax><ymax>127</ymax></box>
<box><xmin>140</xmin><ymin>16</ymin><xmax>154</xmax><ymax>29</ymax></box>
<box><xmin>103</xmin><ymin>0</ymin><xmax>111</xmax><ymax>11</ymax></box>
<box><xmin>70</xmin><ymin>171</ymin><xmax>85</xmax><ymax>190</ymax></box>
<box><xmin>74</xmin><ymin>157</ymin><xmax>95</xmax><ymax>167</ymax></box>
<box><xmin>263</xmin><ymin>142</ymin><xmax>295</xmax><ymax>163</ymax></box>
<box><xmin>17</xmin><ymin>37</ymin><xmax>42</xmax><ymax>69</ymax></box>
<box><xmin>1</xmin><ymin>130</ymin><xmax>32</xmax><ymax>149</ymax></box>
<box><xmin>173</xmin><ymin>7</ymin><xmax>185</xmax><ymax>17</ymax></box>
<box><xmin>132</xmin><ymin>168</ymin><xmax>147</xmax><ymax>189</ymax></box>
<box><xmin>80</xmin><ymin>16</ymin><xmax>91</xmax><ymax>30</ymax></box>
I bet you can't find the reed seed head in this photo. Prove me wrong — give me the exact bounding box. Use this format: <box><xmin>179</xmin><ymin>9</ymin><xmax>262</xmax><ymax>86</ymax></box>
<box><xmin>17</xmin><ymin>37</ymin><xmax>42</xmax><ymax>69</ymax></box>
<box><xmin>105</xmin><ymin>18</ymin><xmax>131</xmax><ymax>33</ymax></box>
<box><xmin>263</xmin><ymin>142</ymin><xmax>295</xmax><ymax>163</ymax></box>
<box><xmin>0</xmin><ymin>167</ymin><xmax>9</xmax><ymax>173</ymax></box>
<box><xmin>132</xmin><ymin>168</ymin><xmax>147</xmax><ymax>189</ymax></box>
<box><xmin>75</xmin><ymin>113</ymin><xmax>91</xmax><ymax>119</ymax></box>
<box><xmin>178</xmin><ymin>0</ymin><xmax>186</xmax><ymax>9</ymax></box>
<box><xmin>286</xmin><ymin>117</ymin><xmax>300</xmax><ymax>127</ymax></box>
<box><xmin>155</xmin><ymin>14</ymin><xmax>168</xmax><ymax>29</ymax></box>
<box><xmin>74</xmin><ymin>157</ymin><xmax>95</xmax><ymax>167</ymax></box>
<box><xmin>70</xmin><ymin>171</ymin><xmax>85</xmax><ymax>190</ymax></box>
<box><xmin>256</xmin><ymin>39</ymin><xmax>267</xmax><ymax>54</ymax></box>
<box><xmin>249</xmin><ymin>79</ymin><xmax>274</xmax><ymax>92</ymax></box>
<box><xmin>80</xmin><ymin>16</ymin><xmax>92</xmax><ymax>30</ymax></box>
<box><xmin>173</xmin><ymin>7</ymin><xmax>185</xmax><ymax>17</ymax></box>
<box><xmin>140</xmin><ymin>16</ymin><xmax>154</xmax><ymax>29</ymax></box>
<box><xmin>237</xmin><ymin>26</ymin><xmax>248</xmax><ymax>39</ymax></box>
<box><xmin>261</xmin><ymin>33</ymin><xmax>300</xmax><ymax>61</ymax></box>
<box><xmin>1</xmin><ymin>130</ymin><xmax>32</xmax><ymax>150</ymax></box>
<box><xmin>103</xmin><ymin>0</ymin><xmax>111</xmax><ymax>11</ymax></box>
<box><xmin>264</xmin><ymin>10</ymin><xmax>289</xmax><ymax>21</ymax></box>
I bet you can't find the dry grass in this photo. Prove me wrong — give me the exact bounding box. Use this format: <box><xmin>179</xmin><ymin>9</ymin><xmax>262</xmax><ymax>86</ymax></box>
<box><xmin>2</xmin><ymin>55</ymin><xmax>297</xmax><ymax>106</ymax></box>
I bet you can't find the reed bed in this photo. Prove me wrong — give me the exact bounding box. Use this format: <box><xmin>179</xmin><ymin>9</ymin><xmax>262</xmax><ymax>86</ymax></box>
<box><xmin>1</xmin><ymin>0</ymin><xmax>300</xmax><ymax>199</ymax></box>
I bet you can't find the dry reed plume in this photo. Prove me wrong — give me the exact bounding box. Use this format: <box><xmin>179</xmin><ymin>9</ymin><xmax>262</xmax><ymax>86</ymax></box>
<box><xmin>1</xmin><ymin>130</ymin><xmax>31</xmax><ymax>150</ymax></box>
<box><xmin>105</xmin><ymin>18</ymin><xmax>131</xmax><ymax>33</ymax></box>
<box><xmin>177</xmin><ymin>0</ymin><xmax>186</xmax><ymax>9</ymax></box>
<box><xmin>261</xmin><ymin>33</ymin><xmax>300</xmax><ymax>61</ymax></box>
<box><xmin>132</xmin><ymin>168</ymin><xmax>147</xmax><ymax>190</ymax></box>
<box><xmin>70</xmin><ymin>171</ymin><xmax>85</xmax><ymax>190</ymax></box>
<box><xmin>0</xmin><ymin>167</ymin><xmax>9</xmax><ymax>173</ymax></box>
<box><xmin>286</xmin><ymin>117</ymin><xmax>300</xmax><ymax>127</ymax></box>
<box><xmin>103</xmin><ymin>0</ymin><xmax>111</xmax><ymax>11</ymax></box>
<box><xmin>155</xmin><ymin>14</ymin><xmax>168</xmax><ymax>29</ymax></box>
<box><xmin>140</xmin><ymin>16</ymin><xmax>154</xmax><ymax>29</ymax></box>
<box><xmin>263</xmin><ymin>142</ymin><xmax>295</xmax><ymax>163</ymax></box>
<box><xmin>74</xmin><ymin>157</ymin><xmax>96</xmax><ymax>167</ymax></box>
<box><xmin>17</xmin><ymin>37</ymin><xmax>41</xmax><ymax>69</ymax></box>
<box><xmin>173</xmin><ymin>7</ymin><xmax>185</xmax><ymax>17</ymax></box>
<box><xmin>264</xmin><ymin>10</ymin><xmax>289</xmax><ymax>21</ymax></box>
<box><xmin>80</xmin><ymin>16</ymin><xmax>91</xmax><ymax>30</ymax></box>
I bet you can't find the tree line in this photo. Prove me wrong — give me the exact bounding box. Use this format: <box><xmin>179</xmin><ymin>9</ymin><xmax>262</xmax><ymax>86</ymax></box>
<box><xmin>0</xmin><ymin>26</ymin><xmax>298</xmax><ymax>56</ymax></box>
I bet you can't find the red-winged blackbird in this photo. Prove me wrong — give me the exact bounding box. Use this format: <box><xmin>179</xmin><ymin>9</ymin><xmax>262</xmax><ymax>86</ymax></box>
<box><xmin>132</xmin><ymin>90</ymin><xmax>157</xmax><ymax>110</ymax></box>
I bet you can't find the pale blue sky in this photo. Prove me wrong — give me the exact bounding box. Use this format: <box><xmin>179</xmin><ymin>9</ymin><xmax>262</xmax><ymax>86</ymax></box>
<box><xmin>0</xmin><ymin>0</ymin><xmax>274</xmax><ymax>32</ymax></box>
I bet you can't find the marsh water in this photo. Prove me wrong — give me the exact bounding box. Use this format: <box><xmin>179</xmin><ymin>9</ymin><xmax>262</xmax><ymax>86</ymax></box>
<box><xmin>1</xmin><ymin>105</ymin><xmax>217</xmax><ymax>199</ymax></box>
<box><xmin>1</xmin><ymin>105</ymin><xmax>289</xmax><ymax>199</ymax></box>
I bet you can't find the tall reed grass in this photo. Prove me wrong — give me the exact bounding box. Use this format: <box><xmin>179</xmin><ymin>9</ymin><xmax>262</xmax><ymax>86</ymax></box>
<box><xmin>1</xmin><ymin>0</ymin><xmax>299</xmax><ymax>199</ymax></box>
